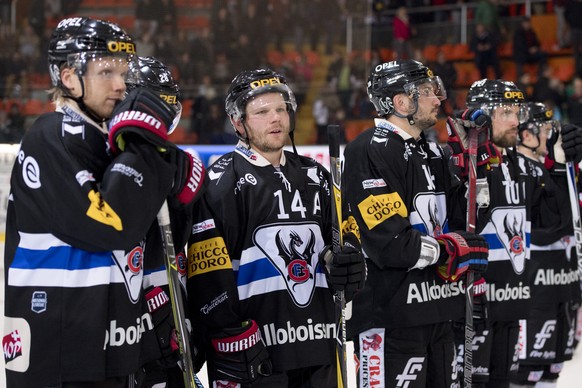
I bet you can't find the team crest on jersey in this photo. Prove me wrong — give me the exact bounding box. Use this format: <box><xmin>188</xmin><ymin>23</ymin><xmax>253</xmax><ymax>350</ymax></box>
<box><xmin>414</xmin><ymin>193</ymin><xmax>447</xmax><ymax>237</ymax></box>
<box><xmin>254</xmin><ymin>222</ymin><xmax>324</xmax><ymax>307</ymax></box>
<box><xmin>111</xmin><ymin>244</ymin><xmax>144</xmax><ymax>303</ymax></box>
<box><xmin>491</xmin><ymin>208</ymin><xmax>527</xmax><ymax>274</ymax></box>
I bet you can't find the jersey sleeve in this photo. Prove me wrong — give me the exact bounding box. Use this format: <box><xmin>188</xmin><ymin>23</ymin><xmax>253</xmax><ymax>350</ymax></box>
<box><xmin>12</xmin><ymin>114</ymin><xmax>176</xmax><ymax>252</ymax></box>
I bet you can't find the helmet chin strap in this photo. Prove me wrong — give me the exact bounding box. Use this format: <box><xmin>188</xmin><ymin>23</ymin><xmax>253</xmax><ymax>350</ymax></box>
<box><xmin>392</xmin><ymin>96</ymin><xmax>418</xmax><ymax>126</ymax></box>
<box><xmin>64</xmin><ymin>75</ymin><xmax>107</xmax><ymax>124</ymax></box>
<box><xmin>519</xmin><ymin>134</ymin><xmax>541</xmax><ymax>154</ymax></box>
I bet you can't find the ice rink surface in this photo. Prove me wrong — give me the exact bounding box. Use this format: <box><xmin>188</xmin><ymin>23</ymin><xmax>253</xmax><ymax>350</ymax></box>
<box><xmin>1</xmin><ymin>240</ymin><xmax>580</xmax><ymax>387</ymax></box>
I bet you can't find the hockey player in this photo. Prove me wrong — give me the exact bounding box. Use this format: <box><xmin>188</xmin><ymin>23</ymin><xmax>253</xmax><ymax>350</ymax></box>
<box><xmin>510</xmin><ymin>102</ymin><xmax>581</xmax><ymax>387</ymax></box>
<box><xmin>446</xmin><ymin>81</ymin><xmax>582</xmax><ymax>387</ymax></box>
<box><xmin>343</xmin><ymin>59</ymin><xmax>489</xmax><ymax>387</ymax></box>
<box><xmin>2</xmin><ymin>17</ymin><xmax>203</xmax><ymax>387</ymax></box>
<box><xmin>125</xmin><ymin>55</ymin><xmax>205</xmax><ymax>387</ymax></box>
<box><xmin>185</xmin><ymin>68</ymin><xmax>366</xmax><ymax>387</ymax></box>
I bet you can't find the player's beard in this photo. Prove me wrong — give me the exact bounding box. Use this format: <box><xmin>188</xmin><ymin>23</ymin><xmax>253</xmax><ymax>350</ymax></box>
<box><xmin>493</xmin><ymin>127</ymin><xmax>518</xmax><ymax>148</ymax></box>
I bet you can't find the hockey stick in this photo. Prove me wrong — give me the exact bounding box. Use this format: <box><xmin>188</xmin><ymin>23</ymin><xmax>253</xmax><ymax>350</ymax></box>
<box><xmin>328</xmin><ymin>124</ymin><xmax>347</xmax><ymax>388</ymax></box>
<box><xmin>463</xmin><ymin>124</ymin><xmax>485</xmax><ymax>388</ymax></box>
<box><xmin>565</xmin><ymin>161</ymin><xmax>582</xmax><ymax>291</ymax></box>
<box><xmin>157</xmin><ymin>200</ymin><xmax>204</xmax><ymax>388</ymax></box>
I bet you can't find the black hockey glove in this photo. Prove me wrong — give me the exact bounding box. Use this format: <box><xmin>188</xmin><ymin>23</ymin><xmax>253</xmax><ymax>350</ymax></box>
<box><xmin>320</xmin><ymin>233</ymin><xmax>366</xmax><ymax>302</ymax></box>
<box><xmin>108</xmin><ymin>88</ymin><xmax>176</xmax><ymax>154</ymax></box>
<box><xmin>165</xmin><ymin>145</ymin><xmax>205</xmax><ymax>205</ymax></box>
<box><xmin>561</xmin><ymin>123</ymin><xmax>582</xmax><ymax>164</ymax></box>
<box><xmin>209</xmin><ymin>320</ymin><xmax>272</xmax><ymax>385</ymax></box>
<box><xmin>435</xmin><ymin>231</ymin><xmax>488</xmax><ymax>282</ymax></box>
<box><xmin>145</xmin><ymin>286</ymin><xmax>179</xmax><ymax>368</ymax></box>
<box><xmin>473</xmin><ymin>275</ymin><xmax>489</xmax><ymax>332</ymax></box>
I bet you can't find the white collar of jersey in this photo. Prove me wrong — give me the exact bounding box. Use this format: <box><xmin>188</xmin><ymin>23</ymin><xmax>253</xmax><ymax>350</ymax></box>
<box><xmin>374</xmin><ymin>118</ymin><xmax>413</xmax><ymax>141</ymax></box>
<box><xmin>56</xmin><ymin>100</ymin><xmax>108</xmax><ymax>135</ymax></box>
<box><xmin>234</xmin><ymin>140</ymin><xmax>287</xmax><ymax>167</ymax></box>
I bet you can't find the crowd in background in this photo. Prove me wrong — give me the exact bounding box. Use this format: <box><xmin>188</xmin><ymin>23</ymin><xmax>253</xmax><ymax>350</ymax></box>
<box><xmin>1</xmin><ymin>0</ymin><xmax>582</xmax><ymax>144</ymax></box>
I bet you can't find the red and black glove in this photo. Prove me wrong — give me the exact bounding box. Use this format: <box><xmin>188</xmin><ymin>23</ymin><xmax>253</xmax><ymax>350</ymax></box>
<box><xmin>436</xmin><ymin>231</ymin><xmax>488</xmax><ymax>281</ymax></box>
<box><xmin>209</xmin><ymin>320</ymin><xmax>272</xmax><ymax>385</ymax></box>
<box><xmin>145</xmin><ymin>286</ymin><xmax>180</xmax><ymax>368</ymax></box>
<box><xmin>447</xmin><ymin>109</ymin><xmax>499</xmax><ymax>178</ymax></box>
<box><xmin>320</xmin><ymin>233</ymin><xmax>366</xmax><ymax>302</ymax></box>
<box><xmin>108</xmin><ymin>88</ymin><xmax>176</xmax><ymax>154</ymax></box>
<box><xmin>166</xmin><ymin>146</ymin><xmax>205</xmax><ymax>205</ymax></box>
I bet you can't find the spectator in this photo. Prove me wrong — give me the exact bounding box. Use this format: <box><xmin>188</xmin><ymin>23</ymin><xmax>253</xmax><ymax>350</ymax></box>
<box><xmin>134</xmin><ymin>0</ymin><xmax>160</xmax><ymax>37</ymax></box>
<box><xmin>566</xmin><ymin>76</ymin><xmax>582</xmax><ymax>125</ymax></box>
<box><xmin>474</xmin><ymin>0</ymin><xmax>506</xmax><ymax>38</ymax></box>
<box><xmin>470</xmin><ymin>22</ymin><xmax>502</xmax><ymax>79</ymax></box>
<box><xmin>566</xmin><ymin>0</ymin><xmax>582</xmax><ymax>76</ymax></box>
<box><xmin>7</xmin><ymin>101</ymin><xmax>25</xmax><ymax>142</ymax></box>
<box><xmin>532</xmin><ymin>64</ymin><xmax>565</xmax><ymax>110</ymax></box>
<box><xmin>554</xmin><ymin>0</ymin><xmax>569</xmax><ymax>49</ymax></box>
<box><xmin>18</xmin><ymin>23</ymin><xmax>40</xmax><ymax>66</ymax></box>
<box><xmin>393</xmin><ymin>6</ymin><xmax>414</xmax><ymax>60</ymax></box>
<box><xmin>430</xmin><ymin>49</ymin><xmax>458</xmax><ymax>112</ymax></box>
<box><xmin>157</xmin><ymin>0</ymin><xmax>177</xmax><ymax>36</ymax></box>
<box><xmin>513</xmin><ymin>16</ymin><xmax>548</xmax><ymax>79</ymax></box>
<box><xmin>312</xmin><ymin>85</ymin><xmax>341</xmax><ymax>144</ymax></box>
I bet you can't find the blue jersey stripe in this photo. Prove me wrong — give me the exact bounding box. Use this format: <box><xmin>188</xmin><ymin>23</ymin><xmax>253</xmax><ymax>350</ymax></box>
<box><xmin>12</xmin><ymin>246</ymin><xmax>112</xmax><ymax>270</ymax></box>
<box><xmin>236</xmin><ymin>257</ymin><xmax>280</xmax><ymax>285</ymax></box>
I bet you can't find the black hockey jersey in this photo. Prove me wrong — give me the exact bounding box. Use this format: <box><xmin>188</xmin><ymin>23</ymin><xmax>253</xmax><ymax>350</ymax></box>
<box><xmin>186</xmin><ymin>142</ymin><xmax>336</xmax><ymax>372</ymax></box>
<box><xmin>522</xmin><ymin>155</ymin><xmax>579</xmax><ymax>307</ymax></box>
<box><xmin>344</xmin><ymin>119</ymin><xmax>465</xmax><ymax>337</ymax></box>
<box><xmin>2</xmin><ymin>101</ymin><xmax>186</xmax><ymax>386</ymax></box>
<box><xmin>448</xmin><ymin>147</ymin><xmax>571</xmax><ymax>321</ymax></box>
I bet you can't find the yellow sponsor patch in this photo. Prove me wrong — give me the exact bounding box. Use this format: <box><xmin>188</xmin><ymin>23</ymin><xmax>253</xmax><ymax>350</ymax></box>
<box><xmin>357</xmin><ymin>192</ymin><xmax>408</xmax><ymax>230</ymax></box>
<box><xmin>188</xmin><ymin>237</ymin><xmax>232</xmax><ymax>277</ymax></box>
<box><xmin>107</xmin><ymin>41</ymin><xmax>136</xmax><ymax>54</ymax></box>
<box><xmin>342</xmin><ymin>215</ymin><xmax>361</xmax><ymax>240</ymax></box>
<box><xmin>86</xmin><ymin>190</ymin><xmax>122</xmax><ymax>231</ymax></box>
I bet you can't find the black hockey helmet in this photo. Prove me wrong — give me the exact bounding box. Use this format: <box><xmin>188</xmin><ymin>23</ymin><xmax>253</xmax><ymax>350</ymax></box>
<box><xmin>48</xmin><ymin>17</ymin><xmax>136</xmax><ymax>87</ymax></box>
<box><xmin>225</xmin><ymin>68</ymin><xmax>297</xmax><ymax>123</ymax></box>
<box><xmin>518</xmin><ymin>101</ymin><xmax>558</xmax><ymax>141</ymax></box>
<box><xmin>367</xmin><ymin>60</ymin><xmax>446</xmax><ymax>117</ymax></box>
<box><xmin>466</xmin><ymin>79</ymin><xmax>527</xmax><ymax>123</ymax></box>
<box><xmin>127</xmin><ymin>56</ymin><xmax>181</xmax><ymax>133</ymax></box>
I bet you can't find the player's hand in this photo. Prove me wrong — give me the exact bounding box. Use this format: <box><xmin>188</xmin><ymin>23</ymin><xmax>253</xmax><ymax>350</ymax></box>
<box><xmin>561</xmin><ymin>124</ymin><xmax>582</xmax><ymax>164</ymax></box>
<box><xmin>436</xmin><ymin>231</ymin><xmax>488</xmax><ymax>281</ymax></box>
<box><xmin>145</xmin><ymin>286</ymin><xmax>180</xmax><ymax>368</ymax></box>
<box><xmin>165</xmin><ymin>146</ymin><xmax>205</xmax><ymax>205</ymax></box>
<box><xmin>473</xmin><ymin>275</ymin><xmax>489</xmax><ymax>332</ymax></box>
<box><xmin>320</xmin><ymin>233</ymin><xmax>366</xmax><ymax>302</ymax></box>
<box><xmin>209</xmin><ymin>320</ymin><xmax>272</xmax><ymax>385</ymax></box>
<box><xmin>108</xmin><ymin>88</ymin><xmax>176</xmax><ymax>154</ymax></box>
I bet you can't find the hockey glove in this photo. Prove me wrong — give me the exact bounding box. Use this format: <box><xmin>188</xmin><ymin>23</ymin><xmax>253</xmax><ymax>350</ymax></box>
<box><xmin>320</xmin><ymin>233</ymin><xmax>366</xmax><ymax>302</ymax></box>
<box><xmin>166</xmin><ymin>145</ymin><xmax>206</xmax><ymax>205</ymax></box>
<box><xmin>145</xmin><ymin>286</ymin><xmax>180</xmax><ymax>368</ymax></box>
<box><xmin>435</xmin><ymin>231</ymin><xmax>488</xmax><ymax>282</ymax></box>
<box><xmin>108</xmin><ymin>88</ymin><xmax>176</xmax><ymax>154</ymax></box>
<box><xmin>473</xmin><ymin>275</ymin><xmax>489</xmax><ymax>332</ymax></box>
<box><xmin>209</xmin><ymin>320</ymin><xmax>272</xmax><ymax>385</ymax></box>
<box><xmin>447</xmin><ymin>109</ymin><xmax>496</xmax><ymax>178</ymax></box>
<box><xmin>561</xmin><ymin>124</ymin><xmax>582</xmax><ymax>164</ymax></box>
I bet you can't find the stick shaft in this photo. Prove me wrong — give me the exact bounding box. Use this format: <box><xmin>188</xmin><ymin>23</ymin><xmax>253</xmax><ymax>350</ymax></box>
<box><xmin>157</xmin><ymin>201</ymin><xmax>204</xmax><ymax>388</ymax></box>
<box><xmin>463</xmin><ymin>127</ymin><xmax>480</xmax><ymax>388</ymax></box>
<box><xmin>566</xmin><ymin>162</ymin><xmax>582</xmax><ymax>293</ymax></box>
<box><xmin>328</xmin><ymin>125</ymin><xmax>347</xmax><ymax>388</ymax></box>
